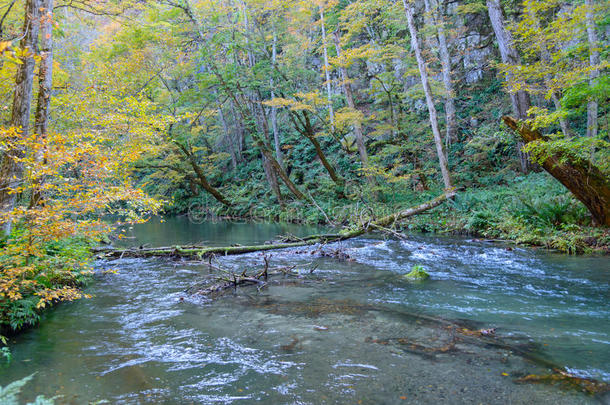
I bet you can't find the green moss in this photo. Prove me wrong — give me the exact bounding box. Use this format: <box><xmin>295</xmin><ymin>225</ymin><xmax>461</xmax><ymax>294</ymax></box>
<box><xmin>403</xmin><ymin>265</ymin><xmax>430</xmax><ymax>281</ymax></box>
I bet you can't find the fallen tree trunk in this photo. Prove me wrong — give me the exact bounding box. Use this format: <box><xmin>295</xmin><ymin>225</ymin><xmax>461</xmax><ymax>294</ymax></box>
<box><xmin>98</xmin><ymin>191</ymin><xmax>456</xmax><ymax>260</ymax></box>
<box><xmin>503</xmin><ymin>116</ymin><xmax>610</xmax><ymax>226</ymax></box>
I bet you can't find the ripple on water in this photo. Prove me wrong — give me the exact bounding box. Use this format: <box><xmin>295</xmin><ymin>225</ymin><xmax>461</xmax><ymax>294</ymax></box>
<box><xmin>1</xmin><ymin>228</ymin><xmax>608</xmax><ymax>403</ymax></box>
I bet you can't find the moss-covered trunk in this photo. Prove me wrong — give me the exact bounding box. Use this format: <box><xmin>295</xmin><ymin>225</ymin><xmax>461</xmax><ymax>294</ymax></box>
<box><xmin>503</xmin><ymin>116</ymin><xmax>610</xmax><ymax>226</ymax></box>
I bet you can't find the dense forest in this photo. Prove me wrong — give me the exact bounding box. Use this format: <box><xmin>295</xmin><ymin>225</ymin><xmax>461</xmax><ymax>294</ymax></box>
<box><xmin>0</xmin><ymin>0</ymin><xmax>608</xmax><ymax>335</ymax></box>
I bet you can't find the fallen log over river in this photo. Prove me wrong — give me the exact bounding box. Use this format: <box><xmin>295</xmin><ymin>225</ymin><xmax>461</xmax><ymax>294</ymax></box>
<box><xmin>97</xmin><ymin>191</ymin><xmax>456</xmax><ymax>260</ymax></box>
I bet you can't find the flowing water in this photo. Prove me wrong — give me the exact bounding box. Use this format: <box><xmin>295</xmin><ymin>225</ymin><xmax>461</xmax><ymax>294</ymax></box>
<box><xmin>1</xmin><ymin>218</ymin><xmax>609</xmax><ymax>404</ymax></box>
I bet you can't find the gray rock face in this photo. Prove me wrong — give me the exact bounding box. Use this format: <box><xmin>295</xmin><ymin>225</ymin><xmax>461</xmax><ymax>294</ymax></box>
<box><xmin>462</xmin><ymin>32</ymin><xmax>492</xmax><ymax>83</ymax></box>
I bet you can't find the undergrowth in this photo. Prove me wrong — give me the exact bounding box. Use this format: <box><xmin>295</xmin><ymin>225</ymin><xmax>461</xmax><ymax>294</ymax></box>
<box><xmin>0</xmin><ymin>234</ymin><xmax>96</xmax><ymax>334</ymax></box>
<box><xmin>175</xmin><ymin>172</ymin><xmax>608</xmax><ymax>255</ymax></box>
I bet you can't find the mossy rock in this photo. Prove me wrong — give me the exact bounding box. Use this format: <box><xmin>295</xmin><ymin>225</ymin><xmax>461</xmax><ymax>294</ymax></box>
<box><xmin>403</xmin><ymin>265</ymin><xmax>430</xmax><ymax>281</ymax></box>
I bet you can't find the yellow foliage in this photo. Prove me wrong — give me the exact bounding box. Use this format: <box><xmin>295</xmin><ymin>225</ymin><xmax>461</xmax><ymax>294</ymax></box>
<box><xmin>500</xmin><ymin>0</ymin><xmax>607</xmax><ymax>130</ymax></box>
<box><xmin>0</xmin><ymin>123</ymin><xmax>161</xmax><ymax>318</ymax></box>
<box><xmin>329</xmin><ymin>44</ymin><xmax>375</xmax><ymax>69</ymax></box>
<box><xmin>263</xmin><ymin>97</ymin><xmax>314</xmax><ymax>112</ymax></box>
<box><xmin>263</xmin><ymin>92</ymin><xmax>326</xmax><ymax>112</ymax></box>
<box><xmin>0</xmin><ymin>41</ymin><xmax>11</xmax><ymax>54</ymax></box>
<box><xmin>335</xmin><ymin>107</ymin><xmax>366</xmax><ymax>132</ymax></box>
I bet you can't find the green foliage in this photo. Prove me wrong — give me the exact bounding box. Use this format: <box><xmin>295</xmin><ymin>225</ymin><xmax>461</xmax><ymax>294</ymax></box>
<box><xmin>465</xmin><ymin>209</ymin><xmax>496</xmax><ymax>232</ymax></box>
<box><xmin>522</xmin><ymin>135</ymin><xmax>610</xmax><ymax>174</ymax></box>
<box><xmin>4</xmin><ymin>0</ymin><xmax>605</xmax><ymax>331</ymax></box>
<box><xmin>0</xmin><ymin>235</ymin><xmax>98</xmax><ymax>331</ymax></box>
<box><xmin>514</xmin><ymin>197</ymin><xmax>587</xmax><ymax>228</ymax></box>
<box><xmin>1</xmin><ymin>296</ymin><xmax>40</xmax><ymax>331</ymax></box>
<box><xmin>69</xmin><ymin>0</ymin><xmax>604</xmax><ymax>260</ymax></box>
<box><xmin>502</xmin><ymin>0</ymin><xmax>608</xmax><ymax>133</ymax></box>
<box><xmin>166</xmin><ymin>166</ymin><xmax>607</xmax><ymax>254</ymax></box>
<box><xmin>411</xmin><ymin>173</ymin><xmax>604</xmax><ymax>254</ymax></box>
<box><xmin>562</xmin><ymin>75</ymin><xmax>610</xmax><ymax>111</ymax></box>
<box><xmin>456</xmin><ymin>1</ymin><xmax>487</xmax><ymax>15</ymax></box>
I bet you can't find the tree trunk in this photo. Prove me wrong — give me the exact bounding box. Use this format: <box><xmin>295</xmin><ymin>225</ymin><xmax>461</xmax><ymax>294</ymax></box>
<box><xmin>229</xmin><ymin>100</ymin><xmax>244</xmax><ymax>162</ymax></box>
<box><xmin>257</xmin><ymin>137</ymin><xmax>307</xmax><ymax>201</ymax></box>
<box><xmin>34</xmin><ymin>0</ymin><xmax>53</xmax><ymax>137</ymax></box>
<box><xmin>270</xmin><ymin>29</ymin><xmax>284</xmax><ymax>170</ymax></box>
<box><xmin>435</xmin><ymin>0</ymin><xmax>457</xmax><ymax>146</ymax></box>
<box><xmin>243</xmin><ymin>4</ymin><xmax>285</xmax><ymax>204</ymax></box>
<box><xmin>232</xmin><ymin>93</ymin><xmax>306</xmax><ymax>201</ymax></box>
<box><xmin>486</xmin><ymin>0</ymin><xmax>533</xmax><ymax>173</ymax></box>
<box><xmin>214</xmin><ymin>89</ymin><xmax>237</xmax><ymax>170</ymax></box>
<box><xmin>0</xmin><ymin>0</ymin><xmax>41</xmax><ymax>235</ymax></box>
<box><xmin>266</xmin><ymin>46</ymin><xmax>345</xmax><ymax>190</ymax></box>
<box><xmin>423</xmin><ymin>0</ymin><xmax>457</xmax><ymax>148</ymax></box>
<box><xmin>585</xmin><ymin>0</ymin><xmax>599</xmax><ymax>139</ymax></box>
<box><xmin>11</xmin><ymin>0</ymin><xmax>41</xmax><ymax>127</ymax></box>
<box><xmin>171</xmin><ymin>0</ymin><xmax>306</xmax><ymax>202</ymax></box>
<box><xmin>503</xmin><ymin>116</ymin><xmax>610</xmax><ymax>226</ymax></box>
<box><xmin>550</xmin><ymin>92</ymin><xmax>570</xmax><ymax>137</ymax></box>
<box><xmin>174</xmin><ymin>142</ymin><xmax>233</xmax><ymax>207</ymax></box>
<box><xmin>216</xmin><ymin>99</ymin><xmax>237</xmax><ymax>170</ymax></box>
<box><xmin>252</xmin><ymin>100</ymin><xmax>284</xmax><ymax>204</ymax></box>
<box><xmin>101</xmin><ymin>191</ymin><xmax>456</xmax><ymax>259</ymax></box>
<box><xmin>333</xmin><ymin>31</ymin><xmax>370</xmax><ymax>170</ymax></box>
<box><xmin>422</xmin><ymin>0</ymin><xmax>438</xmax><ymax>56</ymax></box>
<box><xmin>401</xmin><ymin>0</ymin><xmax>453</xmax><ymax>190</ymax></box>
<box><xmin>251</xmin><ymin>93</ymin><xmax>305</xmax><ymax>202</ymax></box>
<box><xmin>254</xmin><ymin>128</ymin><xmax>301</xmax><ymax>201</ymax></box>
<box><xmin>29</xmin><ymin>0</ymin><xmax>54</xmax><ymax>208</ymax></box>
<box><xmin>261</xmin><ymin>151</ymin><xmax>283</xmax><ymax>204</ymax></box>
<box><xmin>287</xmin><ymin>110</ymin><xmax>345</xmax><ymax>188</ymax></box>
<box><xmin>320</xmin><ymin>7</ymin><xmax>334</xmax><ymax>130</ymax></box>
<box><xmin>0</xmin><ymin>1</ymin><xmax>18</xmax><ymax>42</ymax></box>
<box><xmin>540</xmin><ymin>50</ymin><xmax>570</xmax><ymax>137</ymax></box>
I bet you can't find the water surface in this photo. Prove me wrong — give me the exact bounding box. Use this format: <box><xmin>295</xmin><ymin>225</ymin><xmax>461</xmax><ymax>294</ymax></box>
<box><xmin>1</xmin><ymin>218</ymin><xmax>608</xmax><ymax>404</ymax></box>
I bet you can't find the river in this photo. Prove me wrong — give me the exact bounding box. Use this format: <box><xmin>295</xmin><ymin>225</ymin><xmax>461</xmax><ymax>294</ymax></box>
<box><xmin>1</xmin><ymin>218</ymin><xmax>609</xmax><ymax>404</ymax></box>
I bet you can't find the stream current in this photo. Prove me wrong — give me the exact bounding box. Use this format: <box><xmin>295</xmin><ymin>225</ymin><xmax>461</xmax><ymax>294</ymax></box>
<box><xmin>1</xmin><ymin>218</ymin><xmax>609</xmax><ymax>404</ymax></box>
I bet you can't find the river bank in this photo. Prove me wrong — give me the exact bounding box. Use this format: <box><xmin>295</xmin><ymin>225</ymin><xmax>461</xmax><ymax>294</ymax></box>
<box><xmin>177</xmin><ymin>173</ymin><xmax>609</xmax><ymax>255</ymax></box>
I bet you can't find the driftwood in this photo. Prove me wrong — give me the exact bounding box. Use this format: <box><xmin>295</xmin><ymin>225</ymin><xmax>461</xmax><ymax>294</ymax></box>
<box><xmin>98</xmin><ymin>191</ymin><xmax>456</xmax><ymax>260</ymax></box>
<box><xmin>516</xmin><ymin>370</ymin><xmax>610</xmax><ymax>395</ymax></box>
<box><xmin>188</xmin><ymin>259</ymin><xmax>303</xmax><ymax>298</ymax></box>
<box><xmin>503</xmin><ymin>116</ymin><xmax>610</xmax><ymax>226</ymax></box>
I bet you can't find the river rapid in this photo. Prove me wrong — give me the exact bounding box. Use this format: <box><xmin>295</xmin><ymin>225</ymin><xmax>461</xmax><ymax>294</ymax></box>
<box><xmin>1</xmin><ymin>218</ymin><xmax>609</xmax><ymax>404</ymax></box>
